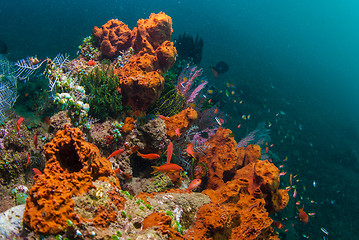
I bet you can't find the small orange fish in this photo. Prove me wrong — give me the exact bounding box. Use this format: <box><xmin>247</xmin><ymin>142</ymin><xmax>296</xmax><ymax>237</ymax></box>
<box><xmin>33</xmin><ymin>134</ymin><xmax>38</xmax><ymax>149</ymax></box>
<box><xmin>107</xmin><ymin>149</ymin><xmax>125</xmax><ymax>159</ymax></box>
<box><xmin>237</xmin><ymin>124</ymin><xmax>241</xmax><ymax>128</ymax></box>
<box><xmin>86</xmin><ymin>60</ymin><xmax>96</xmax><ymax>66</ymax></box>
<box><xmin>272</xmin><ymin>221</ymin><xmax>284</xmax><ymax>229</ymax></box>
<box><xmin>214</xmin><ymin>108</ymin><xmax>218</xmax><ymax>114</ymax></box>
<box><xmin>137</xmin><ymin>152</ymin><xmax>161</xmax><ymax>160</ymax></box>
<box><xmin>298</xmin><ymin>206</ymin><xmax>309</xmax><ymax>224</ymax></box>
<box><xmin>158</xmin><ymin>115</ymin><xmax>166</xmax><ymax>120</ymax></box>
<box><xmin>44</xmin><ymin>116</ymin><xmax>50</xmax><ymax>126</ymax></box>
<box><xmin>26</xmin><ymin>153</ymin><xmax>30</xmax><ymax>167</ymax></box>
<box><xmin>265</xmin><ymin>147</ymin><xmax>269</xmax><ymax>153</ymax></box>
<box><xmin>151</xmin><ymin>163</ymin><xmax>183</xmax><ymax>174</ymax></box>
<box><xmin>187</xmin><ymin>179</ymin><xmax>201</xmax><ymax>191</ymax></box>
<box><xmin>175</xmin><ymin>128</ymin><xmax>181</xmax><ymax>137</ymax></box>
<box><xmin>167</xmin><ymin>142</ymin><xmax>173</xmax><ymax>164</ymax></box>
<box><xmin>32</xmin><ymin>168</ymin><xmax>42</xmax><ymax>175</ymax></box>
<box><xmin>210</xmin><ymin>67</ymin><xmax>219</xmax><ymax>78</ymax></box>
<box><xmin>16</xmin><ymin>117</ymin><xmax>24</xmax><ymax>131</ymax></box>
<box><xmin>114</xmin><ymin>168</ymin><xmax>132</xmax><ymax>180</ymax></box>
<box><xmin>116</xmin><ymin>87</ymin><xmax>122</xmax><ymax>94</ymax></box>
<box><xmin>186</xmin><ymin>144</ymin><xmax>196</xmax><ymax>159</ymax></box>
<box><xmin>280</xmin><ymin>171</ymin><xmax>287</xmax><ymax>176</ymax></box>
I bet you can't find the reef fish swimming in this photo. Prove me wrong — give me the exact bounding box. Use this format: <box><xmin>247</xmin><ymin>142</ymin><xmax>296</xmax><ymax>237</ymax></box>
<box><xmin>107</xmin><ymin>149</ymin><xmax>125</xmax><ymax>159</ymax></box>
<box><xmin>137</xmin><ymin>152</ymin><xmax>161</xmax><ymax>160</ymax></box>
<box><xmin>298</xmin><ymin>206</ymin><xmax>309</xmax><ymax>224</ymax></box>
<box><xmin>151</xmin><ymin>163</ymin><xmax>183</xmax><ymax>174</ymax></box>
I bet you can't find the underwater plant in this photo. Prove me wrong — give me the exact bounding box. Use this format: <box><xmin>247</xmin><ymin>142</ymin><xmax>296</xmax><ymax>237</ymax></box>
<box><xmin>80</xmin><ymin>67</ymin><xmax>123</xmax><ymax>121</ymax></box>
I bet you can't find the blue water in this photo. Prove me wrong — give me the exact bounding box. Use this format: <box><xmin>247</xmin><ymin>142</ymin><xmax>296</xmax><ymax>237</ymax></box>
<box><xmin>1</xmin><ymin>0</ymin><xmax>358</xmax><ymax>239</ymax></box>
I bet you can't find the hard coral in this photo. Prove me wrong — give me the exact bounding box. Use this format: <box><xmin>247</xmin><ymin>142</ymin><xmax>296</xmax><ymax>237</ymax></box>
<box><xmin>93</xmin><ymin>19</ymin><xmax>133</xmax><ymax>59</ymax></box>
<box><xmin>23</xmin><ymin>126</ymin><xmax>120</xmax><ymax>235</ymax></box>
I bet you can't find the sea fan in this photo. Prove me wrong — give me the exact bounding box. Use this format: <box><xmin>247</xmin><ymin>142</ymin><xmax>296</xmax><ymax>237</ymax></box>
<box><xmin>186</xmin><ymin>80</ymin><xmax>208</xmax><ymax>104</ymax></box>
<box><xmin>176</xmin><ymin>66</ymin><xmax>203</xmax><ymax>96</ymax></box>
<box><xmin>0</xmin><ymin>55</ymin><xmax>18</xmax><ymax>122</ymax></box>
<box><xmin>237</xmin><ymin>122</ymin><xmax>271</xmax><ymax>149</ymax></box>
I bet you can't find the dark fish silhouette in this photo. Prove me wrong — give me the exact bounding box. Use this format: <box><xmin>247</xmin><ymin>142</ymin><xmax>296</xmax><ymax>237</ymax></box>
<box><xmin>211</xmin><ymin>61</ymin><xmax>229</xmax><ymax>78</ymax></box>
<box><xmin>0</xmin><ymin>40</ymin><xmax>7</xmax><ymax>54</ymax></box>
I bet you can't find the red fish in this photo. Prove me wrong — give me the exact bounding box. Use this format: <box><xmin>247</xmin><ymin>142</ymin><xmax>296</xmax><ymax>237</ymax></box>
<box><xmin>33</xmin><ymin>134</ymin><xmax>38</xmax><ymax>149</ymax></box>
<box><xmin>44</xmin><ymin>116</ymin><xmax>50</xmax><ymax>126</ymax></box>
<box><xmin>114</xmin><ymin>169</ymin><xmax>132</xmax><ymax>180</ymax></box>
<box><xmin>298</xmin><ymin>206</ymin><xmax>309</xmax><ymax>224</ymax></box>
<box><xmin>26</xmin><ymin>153</ymin><xmax>30</xmax><ymax>167</ymax></box>
<box><xmin>32</xmin><ymin>168</ymin><xmax>42</xmax><ymax>175</ymax></box>
<box><xmin>16</xmin><ymin>117</ymin><xmax>24</xmax><ymax>131</ymax></box>
<box><xmin>211</xmin><ymin>67</ymin><xmax>219</xmax><ymax>78</ymax></box>
<box><xmin>137</xmin><ymin>152</ymin><xmax>161</xmax><ymax>160</ymax></box>
<box><xmin>265</xmin><ymin>147</ymin><xmax>269</xmax><ymax>153</ymax></box>
<box><xmin>187</xmin><ymin>179</ymin><xmax>201</xmax><ymax>191</ymax></box>
<box><xmin>107</xmin><ymin>149</ymin><xmax>125</xmax><ymax>159</ymax></box>
<box><xmin>151</xmin><ymin>163</ymin><xmax>183</xmax><ymax>174</ymax></box>
<box><xmin>186</xmin><ymin>144</ymin><xmax>196</xmax><ymax>159</ymax></box>
<box><xmin>86</xmin><ymin>60</ymin><xmax>96</xmax><ymax>66</ymax></box>
<box><xmin>175</xmin><ymin>128</ymin><xmax>181</xmax><ymax>137</ymax></box>
<box><xmin>158</xmin><ymin>115</ymin><xmax>166</xmax><ymax>120</ymax></box>
<box><xmin>272</xmin><ymin>221</ymin><xmax>284</xmax><ymax>229</ymax></box>
<box><xmin>167</xmin><ymin>142</ymin><xmax>173</xmax><ymax>164</ymax></box>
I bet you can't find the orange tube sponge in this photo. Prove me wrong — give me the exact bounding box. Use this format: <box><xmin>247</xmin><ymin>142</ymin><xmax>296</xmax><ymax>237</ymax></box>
<box><xmin>23</xmin><ymin>126</ymin><xmax>120</xmax><ymax>235</ymax></box>
<box><xmin>164</xmin><ymin>107</ymin><xmax>197</xmax><ymax>139</ymax></box>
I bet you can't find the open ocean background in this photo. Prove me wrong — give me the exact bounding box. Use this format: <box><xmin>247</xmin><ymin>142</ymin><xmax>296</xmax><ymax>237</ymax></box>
<box><xmin>1</xmin><ymin>0</ymin><xmax>359</xmax><ymax>239</ymax></box>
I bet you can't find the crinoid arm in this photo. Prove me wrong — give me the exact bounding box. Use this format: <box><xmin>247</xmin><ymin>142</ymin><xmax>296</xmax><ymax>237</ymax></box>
<box><xmin>14</xmin><ymin>58</ymin><xmax>45</xmax><ymax>81</ymax></box>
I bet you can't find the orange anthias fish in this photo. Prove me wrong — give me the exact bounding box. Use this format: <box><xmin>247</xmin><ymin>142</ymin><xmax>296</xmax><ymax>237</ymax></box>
<box><xmin>272</xmin><ymin>221</ymin><xmax>284</xmax><ymax>229</ymax></box>
<box><xmin>114</xmin><ymin>168</ymin><xmax>132</xmax><ymax>180</ymax></box>
<box><xmin>158</xmin><ymin>115</ymin><xmax>166</xmax><ymax>120</ymax></box>
<box><xmin>175</xmin><ymin>128</ymin><xmax>181</xmax><ymax>137</ymax></box>
<box><xmin>16</xmin><ymin>117</ymin><xmax>24</xmax><ymax>131</ymax></box>
<box><xmin>33</xmin><ymin>134</ymin><xmax>38</xmax><ymax>149</ymax></box>
<box><xmin>32</xmin><ymin>168</ymin><xmax>42</xmax><ymax>175</ymax></box>
<box><xmin>187</xmin><ymin>179</ymin><xmax>202</xmax><ymax>191</ymax></box>
<box><xmin>186</xmin><ymin>144</ymin><xmax>196</xmax><ymax>159</ymax></box>
<box><xmin>26</xmin><ymin>153</ymin><xmax>31</xmax><ymax>167</ymax></box>
<box><xmin>167</xmin><ymin>142</ymin><xmax>173</xmax><ymax>164</ymax></box>
<box><xmin>298</xmin><ymin>206</ymin><xmax>309</xmax><ymax>224</ymax></box>
<box><xmin>107</xmin><ymin>149</ymin><xmax>125</xmax><ymax>159</ymax></box>
<box><xmin>44</xmin><ymin>116</ymin><xmax>50</xmax><ymax>126</ymax></box>
<box><xmin>151</xmin><ymin>163</ymin><xmax>183</xmax><ymax>174</ymax></box>
<box><xmin>137</xmin><ymin>152</ymin><xmax>161</xmax><ymax>160</ymax></box>
<box><xmin>86</xmin><ymin>60</ymin><xmax>96</xmax><ymax>66</ymax></box>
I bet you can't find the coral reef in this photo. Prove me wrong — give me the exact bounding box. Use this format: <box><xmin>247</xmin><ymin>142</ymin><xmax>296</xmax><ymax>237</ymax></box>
<box><xmin>0</xmin><ymin>12</ymin><xmax>291</xmax><ymax>240</ymax></box>
<box><xmin>185</xmin><ymin>159</ymin><xmax>287</xmax><ymax>239</ymax></box>
<box><xmin>165</xmin><ymin>107</ymin><xmax>198</xmax><ymax>139</ymax></box>
<box><xmin>194</xmin><ymin>127</ymin><xmax>242</xmax><ymax>190</ymax></box>
<box><xmin>183</xmin><ymin>127</ymin><xmax>288</xmax><ymax>239</ymax></box>
<box><xmin>23</xmin><ymin>126</ymin><xmax>120</xmax><ymax>235</ymax></box>
<box><xmin>80</xmin><ymin>67</ymin><xmax>123</xmax><ymax>121</ymax></box>
<box><xmin>116</xmin><ymin>12</ymin><xmax>177</xmax><ymax>111</ymax></box>
<box><xmin>93</xmin><ymin>19</ymin><xmax>133</xmax><ymax>59</ymax></box>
